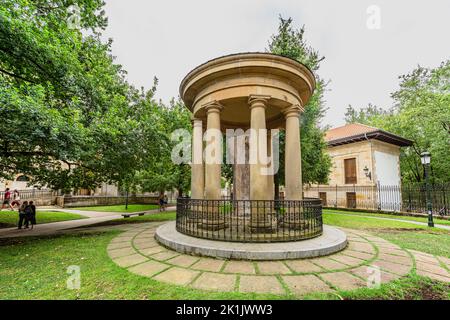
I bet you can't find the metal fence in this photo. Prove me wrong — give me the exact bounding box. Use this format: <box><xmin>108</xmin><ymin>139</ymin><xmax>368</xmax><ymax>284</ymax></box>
<box><xmin>0</xmin><ymin>189</ymin><xmax>55</xmax><ymax>201</ymax></box>
<box><xmin>176</xmin><ymin>198</ymin><xmax>323</xmax><ymax>242</ymax></box>
<box><xmin>303</xmin><ymin>183</ymin><xmax>450</xmax><ymax>216</ymax></box>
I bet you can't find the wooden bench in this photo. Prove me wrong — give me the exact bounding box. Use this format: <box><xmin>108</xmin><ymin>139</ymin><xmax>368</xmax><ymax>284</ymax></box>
<box><xmin>121</xmin><ymin>211</ymin><xmax>147</xmax><ymax>218</ymax></box>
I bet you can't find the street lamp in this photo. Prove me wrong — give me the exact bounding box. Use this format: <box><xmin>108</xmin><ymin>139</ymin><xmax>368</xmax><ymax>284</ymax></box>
<box><xmin>420</xmin><ymin>152</ymin><xmax>434</xmax><ymax>227</ymax></box>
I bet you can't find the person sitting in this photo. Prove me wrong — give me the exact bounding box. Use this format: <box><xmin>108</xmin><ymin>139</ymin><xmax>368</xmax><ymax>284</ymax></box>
<box><xmin>17</xmin><ymin>201</ymin><xmax>28</xmax><ymax>229</ymax></box>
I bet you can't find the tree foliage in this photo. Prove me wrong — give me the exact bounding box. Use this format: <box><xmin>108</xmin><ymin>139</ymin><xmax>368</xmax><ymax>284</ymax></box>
<box><xmin>0</xmin><ymin>0</ymin><xmax>161</xmax><ymax>191</ymax></box>
<box><xmin>345</xmin><ymin>61</ymin><xmax>450</xmax><ymax>183</ymax></box>
<box><xmin>268</xmin><ymin>16</ymin><xmax>331</xmax><ymax>186</ymax></box>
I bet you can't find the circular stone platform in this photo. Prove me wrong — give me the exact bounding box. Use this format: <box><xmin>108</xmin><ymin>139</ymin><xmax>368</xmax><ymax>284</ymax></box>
<box><xmin>155</xmin><ymin>221</ymin><xmax>347</xmax><ymax>260</ymax></box>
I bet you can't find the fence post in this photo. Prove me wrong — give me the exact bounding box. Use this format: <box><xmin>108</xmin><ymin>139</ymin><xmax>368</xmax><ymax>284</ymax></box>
<box><xmin>335</xmin><ymin>184</ymin><xmax>337</xmax><ymax>208</ymax></box>
<box><xmin>377</xmin><ymin>181</ymin><xmax>381</xmax><ymax>212</ymax></box>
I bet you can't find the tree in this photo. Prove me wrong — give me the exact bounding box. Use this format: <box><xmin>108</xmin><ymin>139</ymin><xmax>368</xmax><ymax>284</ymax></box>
<box><xmin>343</xmin><ymin>61</ymin><xmax>450</xmax><ymax>183</ymax></box>
<box><xmin>0</xmin><ymin>0</ymin><xmax>161</xmax><ymax>191</ymax></box>
<box><xmin>344</xmin><ymin>103</ymin><xmax>390</xmax><ymax>124</ymax></box>
<box><xmin>267</xmin><ymin>16</ymin><xmax>331</xmax><ymax>195</ymax></box>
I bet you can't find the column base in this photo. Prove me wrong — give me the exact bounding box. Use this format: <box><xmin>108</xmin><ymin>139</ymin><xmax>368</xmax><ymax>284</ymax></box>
<box><xmin>199</xmin><ymin>220</ymin><xmax>228</xmax><ymax>231</ymax></box>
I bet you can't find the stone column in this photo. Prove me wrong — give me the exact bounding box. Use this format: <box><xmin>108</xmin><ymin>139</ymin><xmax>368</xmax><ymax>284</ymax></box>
<box><xmin>204</xmin><ymin>101</ymin><xmax>223</xmax><ymax>200</ymax></box>
<box><xmin>284</xmin><ymin>105</ymin><xmax>303</xmax><ymax>200</ymax></box>
<box><xmin>267</xmin><ymin>131</ymin><xmax>274</xmax><ymax>200</ymax></box>
<box><xmin>248</xmin><ymin>95</ymin><xmax>271</xmax><ymax>201</ymax></box>
<box><xmin>248</xmin><ymin>95</ymin><xmax>271</xmax><ymax>232</ymax></box>
<box><xmin>191</xmin><ymin>118</ymin><xmax>204</xmax><ymax>199</ymax></box>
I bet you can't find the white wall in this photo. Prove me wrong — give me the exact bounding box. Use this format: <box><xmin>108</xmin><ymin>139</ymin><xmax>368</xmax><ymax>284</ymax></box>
<box><xmin>374</xmin><ymin>151</ymin><xmax>401</xmax><ymax>186</ymax></box>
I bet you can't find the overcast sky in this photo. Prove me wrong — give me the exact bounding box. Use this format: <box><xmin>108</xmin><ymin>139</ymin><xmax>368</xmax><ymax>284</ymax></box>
<box><xmin>101</xmin><ymin>0</ymin><xmax>450</xmax><ymax>128</ymax></box>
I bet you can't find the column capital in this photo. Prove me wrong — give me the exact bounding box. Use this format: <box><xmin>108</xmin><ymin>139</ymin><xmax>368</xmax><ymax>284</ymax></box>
<box><xmin>282</xmin><ymin>104</ymin><xmax>304</xmax><ymax>118</ymax></box>
<box><xmin>203</xmin><ymin>100</ymin><xmax>223</xmax><ymax>114</ymax></box>
<box><xmin>248</xmin><ymin>94</ymin><xmax>271</xmax><ymax>110</ymax></box>
<box><xmin>191</xmin><ymin>116</ymin><xmax>204</xmax><ymax>127</ymax></box>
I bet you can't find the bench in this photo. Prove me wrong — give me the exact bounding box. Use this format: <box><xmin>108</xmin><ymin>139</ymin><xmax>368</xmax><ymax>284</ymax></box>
<box><xmin>121</xmin><ymin>211</ymin><xmax>147</xmax><ymax>218</ymax></box>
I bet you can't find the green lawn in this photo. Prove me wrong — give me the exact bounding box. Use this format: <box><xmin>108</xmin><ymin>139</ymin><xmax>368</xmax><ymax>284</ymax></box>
<box><xmin>71</xmin><ymin>204</ymin><xmax>159</xmax><ymax>213</ymax></box>
<box><xmin>324</xmin><ymin>209</ymin><xmax>450</xmax><ymax>226</ymax></box>
<box><xmin>323</xmin><ymin>212</ymin><xmax>450</xmax><ymax>258</ymax></box>
<box><xmin>0</xmin><ymin>209</ymin><xmax>449</xmax><ymax>299</ymax></box>
<box><xmin>0</xmin><ymin>210</ymin><xmax>87</xmax><ymax>229</ymax></box>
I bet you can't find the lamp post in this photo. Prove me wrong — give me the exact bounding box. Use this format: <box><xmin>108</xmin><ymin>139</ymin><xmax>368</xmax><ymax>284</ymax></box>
<box><xmin>420</xmin><ymin>152</ymin><xmax>434</xmax><ymax>227</ymax></box>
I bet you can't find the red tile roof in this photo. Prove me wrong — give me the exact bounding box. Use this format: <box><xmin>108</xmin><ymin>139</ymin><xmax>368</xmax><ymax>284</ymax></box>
<box><xmin>325</xmin><ymin>123</ymin><xmax>379</xmax><ymax>142</ymax></box>
<box><xmin>325</xmin><ymin>123</ymin><xmax>413</xmax><ymax>147</ymax></box>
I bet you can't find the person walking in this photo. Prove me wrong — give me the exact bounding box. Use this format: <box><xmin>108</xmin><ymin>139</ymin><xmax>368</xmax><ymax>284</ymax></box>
<box><xmin>158</xmin><ymin>194</ymin><xmax>165</xmax><ymax>212</ymax></box>
<box><xmin>1</xmin><ymin>188</ymin><xmax>14</xmax><ymax>211</ymax></box>
<box><xmin>11</xmin><ymin>190</ymin><xmax>21</xmax><ymax>209</ymax></box>
<box><xmin>17</xmin><ymin>201</ymin><xmax>28</xmax><ymax>229</ymax></box>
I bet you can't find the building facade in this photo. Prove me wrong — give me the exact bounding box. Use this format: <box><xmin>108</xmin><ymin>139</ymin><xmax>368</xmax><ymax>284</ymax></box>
<box><xmin>304</xmin><ymin>123</ymin><xmax>413</xmax><ymax>210</ymax></box>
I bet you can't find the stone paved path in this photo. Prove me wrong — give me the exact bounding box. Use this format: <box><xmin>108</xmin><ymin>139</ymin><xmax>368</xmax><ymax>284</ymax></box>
<box><xmin>107</xmin><ymin>223</ymin><xmax>450</xmax><ymax>297</ymax></box>
<box><xmin>0</xmin><ymin>207</ymin><xmax>175</xmax><ymax>239</ymax></box>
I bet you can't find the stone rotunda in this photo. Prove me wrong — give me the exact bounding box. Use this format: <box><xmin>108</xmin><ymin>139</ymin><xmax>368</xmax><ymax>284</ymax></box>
<box><xmin>156</xmin><ymin>53</ymin><xmax>347</xmax><ymax>259</ymax></box>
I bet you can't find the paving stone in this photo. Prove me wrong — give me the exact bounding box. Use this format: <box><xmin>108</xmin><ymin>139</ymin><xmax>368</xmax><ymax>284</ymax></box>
<box><xmin>412</xmin><ymin>253</ymin><xmax>441</xmax><ymax>265</ymax></box>
<box><xmin>342</xmin><ymin>250</ymin><xmax>374</xmax><ymax>261</ymax></box>
<box><xmin>330</xmin><ymin>254</ymin><xmax>365</xmax><ymax>267</ymax></box>
<box><xmin>134</xmin><ymin>241</ymin><xmax>160</xmax><ymax>250</ymax></box>
<box><xmin>437</xmin><ymin>256</ymin><xmax>450</xmax><ymax>268</ymax></box>
<box><xmin>128</xmin><ymin>260</ymin><xmax>169</xmax><ymax>277</ymax></box>
<box><xmin>371</xmin><ymin>259</ymin><xmax>411</xmax><ymax>275</ymax></box>
<box><xmin>378</xmin><ymin>248</ymin><xmax>409</xmax><ymax>257</ymax></box>
<box><xmin>153</xmin><ymin>267</ymin><xmax>200</xmax><ymax>285</ymax></box>
<box><xmin>348</xmin><ymin>242</ymin><xmax>375</xmax><ymax>254</ymax></box>
<box><xmin>364</xmin><ymin>236</ymin><xmax>390</xmax><ymax>243</ymax></box>
<box><xmin>139</xmin><ymin>246</ymin><xmax>166</xmax><ymax>256</ymax></box>
<box><xmin>282</xmin><ymin>275</ymin><xmax>333</xmax><ymax>296</ymax></box>
<box><xmin>108</xmin><ymin>241</ymin><xmax>133</xmax><ymax>250</ymax></box>
<box><xmin>113</xmin><ymin>253</ymin><xmax>148</xmax><ymax>268</ymax></box>
<box><xmin>191</xmin><ymin>272</ymin><xmax>237</xmax><ymax>291</ymax></box>
<box><xmin>110</xmin><ymin>236</ymin><xmax>134</xmax><ymax>243</ymax></box>
<box><xmin>285</xmin><ymin>260</ymin><xmax>324</xmax><ymax>273</ymax></box>
<box><xmin>151</xmin><ymin>251</ymin><xmax>180</xmax><ymax>261</ymax></box>
<box><xmin>257</xmin><ymin>261</ymin><xmax>292</xmax><ymax>275</ymax></box>
<box><xmin>416</xmin><ymin>270</ymin><xmax>450</xmax><ymax>283</ymax></box>
<box><xmin>239</xmin><ymin>275</ymin><xmax>285</xmax><ymax>294</ymax></box>
<box><xmin>349</xmin><ymin>266</ymin><xmax>401</xmax><ymax>284</ymax></box>
<box><xmin>320</xmin><ymin>272</ymin><xmax>367</xmax><ymax>291</ymax></box>
<box><xmin>378</xmin><ymin>253</ymin><xmax>412</xmax><ymax>266</ymax></box>
<box><xmin>415</xmin><ymin>261</ymin><xmax>449</xmax><ymax>276</ymax></box>
<box><xmin>133</xmin><ymin>238</ymin><xmax>156</xmax><ymax>245</ymax></box>
<box><xmin>108</xmin><ymin>247</ymin><xmax>136</xmax><ymax>259</ymax></box>
<box><xmin>223</xmin><ymin>261</ymin><xmax>256</xmax><ymax>274</ymax></box>
<box><xmin>167</xmin><ymin>255</ymin><xmax>199</xmax><ymax>268</ymax></box>
<box><xmin>310</xmin><ymin>257</ymin><xmax>348</xmax><ymax>271</ymax></box>
<box><xmin>376</xmin><ymin>242</ymin><xmax>401</xmax><ymax>249</ymax></box>
<box><xmin>191</xmin><ymin>258</ymin><xmax>225</xmax><ymax>272</ymax></box>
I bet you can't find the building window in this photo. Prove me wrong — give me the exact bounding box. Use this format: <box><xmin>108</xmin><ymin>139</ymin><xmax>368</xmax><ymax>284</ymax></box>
<box><xmin>16</xmin><ymin>175</ymin><xmax>30</xmax><ymax>182</ymax></box>
<box><xmin>344</xmin><ymin>158</ymin><xmax>357</xmax><ymax>184</ymax></box>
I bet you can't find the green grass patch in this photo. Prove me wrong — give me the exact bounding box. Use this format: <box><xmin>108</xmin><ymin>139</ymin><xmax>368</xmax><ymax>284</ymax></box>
<box><xmin>0</xmin><ymin>210</ymin><xmax>87</xmax><ymax>229</ymax></box>
<box><xmin>324</xmin><ymin>209</ymin><xmax>450</xmax><ymax>226</ymax></box>
<box><xmin>323</xmin><ymin>212</ymin><xmax>450</xmax><ymax>258</ymax></box>
<box><xmin>71</xmin><ymin>204</ymin><xmax>159</xmax><ymax>213</ymax></box>
<box><xmin>89</xmin><ymin>211</ymin><xmax>176</xmax><ymax>227</ymax></box>
<box><xmin>0</xmin><ymin>231</ymin><xmax>284</xmax><ymax>300</ymax></box>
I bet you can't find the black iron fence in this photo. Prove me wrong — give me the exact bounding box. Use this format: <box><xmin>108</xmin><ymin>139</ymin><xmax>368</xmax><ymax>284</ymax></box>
<box><xmin>0</xmin><ymin>189</ymin><xmax>55</xmax><ymax>201</ymax></box>
<box><xmin>176</xmin><ymin>198</ymin><xmax>323</xmax><ymax>242</ymax></box>
<box><xmin>303</xmin><ymin>183</ymin><xmax>450</xmax><ymax>216</ymax></box>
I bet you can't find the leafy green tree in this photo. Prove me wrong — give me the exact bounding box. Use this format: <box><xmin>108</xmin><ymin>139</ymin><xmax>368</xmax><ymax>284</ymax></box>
<box><xmin>344</xmin><ymin>61</ymin><xmax>450</xmax><ymax>183</ymax></box>
<box><xmin>267</xmin><ymin>16</ymin><xmax>331</xmax><ymax>195</ymax></box>
<box><xmin>0</xmin><ymin>0</ymin><xmax>161</xmax><ymax>191</ymax></box>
